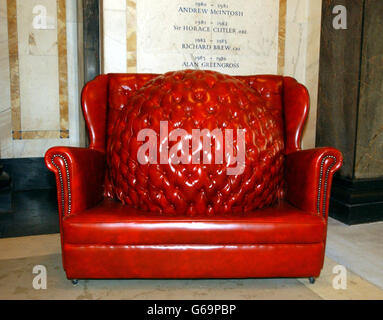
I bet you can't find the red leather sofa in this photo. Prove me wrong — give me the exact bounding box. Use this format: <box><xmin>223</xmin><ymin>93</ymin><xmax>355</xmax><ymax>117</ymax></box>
<box><xmin>45</xmin><ymin>72</ymin><xmax>342</xmax><ymax>284</ymax></box>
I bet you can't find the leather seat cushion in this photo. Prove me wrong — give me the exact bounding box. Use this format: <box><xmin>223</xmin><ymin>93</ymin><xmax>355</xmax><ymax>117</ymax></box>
<box><xmin>63</xmin><ymin>199</ymin><xmax>326</xmax><ymax>245</ymax></box>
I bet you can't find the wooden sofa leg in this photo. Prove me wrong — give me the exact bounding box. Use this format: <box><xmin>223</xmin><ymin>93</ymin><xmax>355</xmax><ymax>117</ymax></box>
<box><xmin>309</xmin><ymin>277</ymin><xmax>316</xmax><ymax>284</ymax></box>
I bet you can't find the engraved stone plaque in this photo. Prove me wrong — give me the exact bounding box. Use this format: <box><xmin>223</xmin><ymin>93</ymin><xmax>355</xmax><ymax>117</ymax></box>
<box><xmin>137</xmin><ymin>0</ymin><xmax>279</xmax><ymax>75</ymax></box>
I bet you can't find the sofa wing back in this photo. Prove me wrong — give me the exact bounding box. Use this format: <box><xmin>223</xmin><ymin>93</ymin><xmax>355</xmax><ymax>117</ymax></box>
<box><xmin>81</xmin><ymin>74</ymin><xmax>158</xmax><ymax>152</ymax></box>
<box><xmin>236</xmin><ymin>75</ymin><xmax>309</xmax><ymax>153</ymax></box>
<box><xmin>81</xmin><ymin>74</ymin><xmax>109</xmax><ymax>151</ymax></box>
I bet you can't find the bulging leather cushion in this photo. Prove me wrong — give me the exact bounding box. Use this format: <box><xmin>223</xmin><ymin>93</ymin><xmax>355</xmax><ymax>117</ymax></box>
<box><xmin>107</xmin><ymin>70</ymin><xmax>285</xmax><ymax>216</ymax></box>
<box><xmin>63</xmin><ymin>199</ymin><xmax>326</xmax><ymax>245</ymax></box>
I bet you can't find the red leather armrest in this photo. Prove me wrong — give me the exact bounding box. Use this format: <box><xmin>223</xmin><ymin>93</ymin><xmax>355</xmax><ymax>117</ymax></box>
<box><xmin>45</xmin><ymin>147</ymin><xmax>106</xmax><ymax>218</ymax></box>
<box><xmin>285</xmin><ymin>147</ymin><xmax>343</xmax><ymax>218</ymax></box>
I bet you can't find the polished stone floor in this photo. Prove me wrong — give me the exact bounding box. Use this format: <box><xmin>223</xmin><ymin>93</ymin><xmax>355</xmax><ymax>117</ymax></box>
<box><xmin>327</xmin><ymin>218</ymin><xmax>383</xmax><ymax>289</ymax></box>
<box><xmin>0</xmin><ymin>219</ymin><xmax>382</xmax><ymax>299</ymax></box>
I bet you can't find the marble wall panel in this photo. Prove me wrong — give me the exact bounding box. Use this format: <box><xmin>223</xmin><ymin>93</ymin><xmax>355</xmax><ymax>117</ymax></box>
<box><xmin>284</xmin><ymin>0</ymin><xmax>322</xmax><ymax>149</ymax></box>
<box><xmin>277</xmin><ymin>0</ymin><xmax>286</xmax><ymax>75</ymax></box>
<box><xmin>57</xmin><ymin>0</ymin><xmax>69</xmax><ymax>138</ymax></box>
<box><xmin>7</xmin><ymin>0</ymin><xmax>21</xmax><ymax>139</ymax></box>
<box><xmin>18</xmin><ymin>55</ymin><xmax>60</xmax><ymax>132</ymax></box>
<box><xmin>17</xmin><ymin>0</ymin><xmax>60</xmax><ymax>132</ymax></box>
<box><xmin>0</xmin><ymin>0</ymin><xmax>11</xmax><ymax>114</ymax></box>
<box><xmin>303</xmin><ymin>0</ymin><xmax>322</xmax><ymax>149</ymax></box>
<box><xmin>0</xmin><ymin>0</ymin><xmax>12</xmax><ymax>158</ymax></box>
<box><xmin>126</xmin><ymin>0</ymin><xmax>136</xmax><ymax>73</ymax></box>
<box><xmin>0</xmin><ymin>110</ymin><xmax>13</xmax><ymax>158</ymax></box>
<box><xmin>103</xmin><ymin>0</ymin><xmax>127</xmax><ymax>73</ymax></box>
<box><xmin>66</xmin><ymin>0</ymin><xmax>82</xmax><ymax>147</ymax></box>
<box><xmin>1</xmin><ymin>0</ymin><xmax>82</xmax><ymax>158</ymax></box>
<box><xmin>0</xmin><ymin>0</ymin><xmax>12</xmax><ymax>157</ymax></box>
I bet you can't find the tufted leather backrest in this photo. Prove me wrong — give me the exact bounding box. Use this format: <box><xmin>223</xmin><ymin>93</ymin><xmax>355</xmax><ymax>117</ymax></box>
<box><xmin>82</xmin><ymin>73</ymin><xmax>308</xmax><ymax>154</ymax></box>
<box><xmin>81</xmin><ymin>72</ymin><xmax>309</xmax><ymax>199</ymax></box>
<box><xmin>236</xmin><ymin>75</ymin><xmax>284</xmax><ymax>119</ymax></box>
<box><xmin>107</xmin><ymin>74</ymin><xmax>159</xmax><ymax>140</ymax></box>
<box><xmin>106</xmin><ymin>74</ymin><xmax>289</xmax><ymax>146</ymax></box>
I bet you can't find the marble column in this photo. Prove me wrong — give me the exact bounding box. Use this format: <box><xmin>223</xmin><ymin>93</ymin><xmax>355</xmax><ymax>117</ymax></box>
<box><xmin>316</xmin><ymin>0</ymin><xmax>383</xmax><ymax>224</ymax></box>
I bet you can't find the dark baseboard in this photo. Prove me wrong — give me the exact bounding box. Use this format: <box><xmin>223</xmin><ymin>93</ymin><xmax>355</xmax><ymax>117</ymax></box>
<box><xmin>0</xmin><ymin>157</ymin><xmax>55</xmax><ymax>192</ymax></box>
<box><xmin>0</xmin><ymin>185</ymin><xmax>12</xmax><ymax>213</ymax></box>
<box><xmin>329</xmin><ymin>176</ymin><xmax>383</xmax><ymax>225</ymax></box>
<box><xmin>0</xmin><ymin>189</ymin><xmax>59</xmax><ymax>238</ymax></box>
<box><xmin>0</xmin><ymin>158</ymin><xmax>58</xmax><ymax>237</ymax></box>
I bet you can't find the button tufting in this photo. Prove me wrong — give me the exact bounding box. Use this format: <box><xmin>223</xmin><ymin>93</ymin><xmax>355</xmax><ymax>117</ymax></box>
<box><xmin>106</xmin><ymin>70</ymin><xmax>285</xmax><ymax>216</ymax></box>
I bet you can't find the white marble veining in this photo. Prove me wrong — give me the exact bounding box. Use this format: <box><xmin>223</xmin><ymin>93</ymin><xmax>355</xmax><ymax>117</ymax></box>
<box><xmin>284</xmin><ymin>0</ymin><xmax>322</xmax><ymax>149</ymax></box>
<box><xmin>284</xmin><ymin>0</ymin><xmax>307</xmax><ymax>82</ymax></box>
<box><xmin>0</xmin><ymin>0</ymin><xmax>12</xmax><ymax>158</ymax></box>
<box><xmin>103</xmin><ymin>0</ymin><xmax>126</xmax><ymax>11</ymax></box>
<box><xmin>126</xmin><ymin>0</ymin><xmax>137</xmax><ymax>73</ymax></box>
<box><xmin>103</xmin><ymin>0</ymin><xmax>127</xmax><ymax>73</ymax></box>
<box><xmin>19</xmin><ymin>55</ymin><xmax>61</xmax><ymax>131</ymax></box>
<box><xmin>0</xmin><ymin>109</ymin><xmax>13</xmax><ymax>159</ymax></box>
<box><xmin>17</xmin><ymin>0</ymin><xmax>60</xmax><ymax>132</ymax></box>
<box><xmin>15</xmin><ymin>0</ymin><xmax>81</xmax><ymax>158</ymax></box>
<box><xmin>303</xmin><ymin>0</ymin><xmax>322</xmax><ymax>149</ymax></box>
<box><xmin>66</xmin><ymin>0</ymin><xmax>83</xmax><ymax>148</ymax></box>
<box><xmin>1</xmin><ymin>0</ymin><xmax>82</xmax><ymax>159</ymax></box>
<box><xmin>0</xmin><ymin>0</ymin><xmax>11</xmax><ymax>114</ymax></box>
